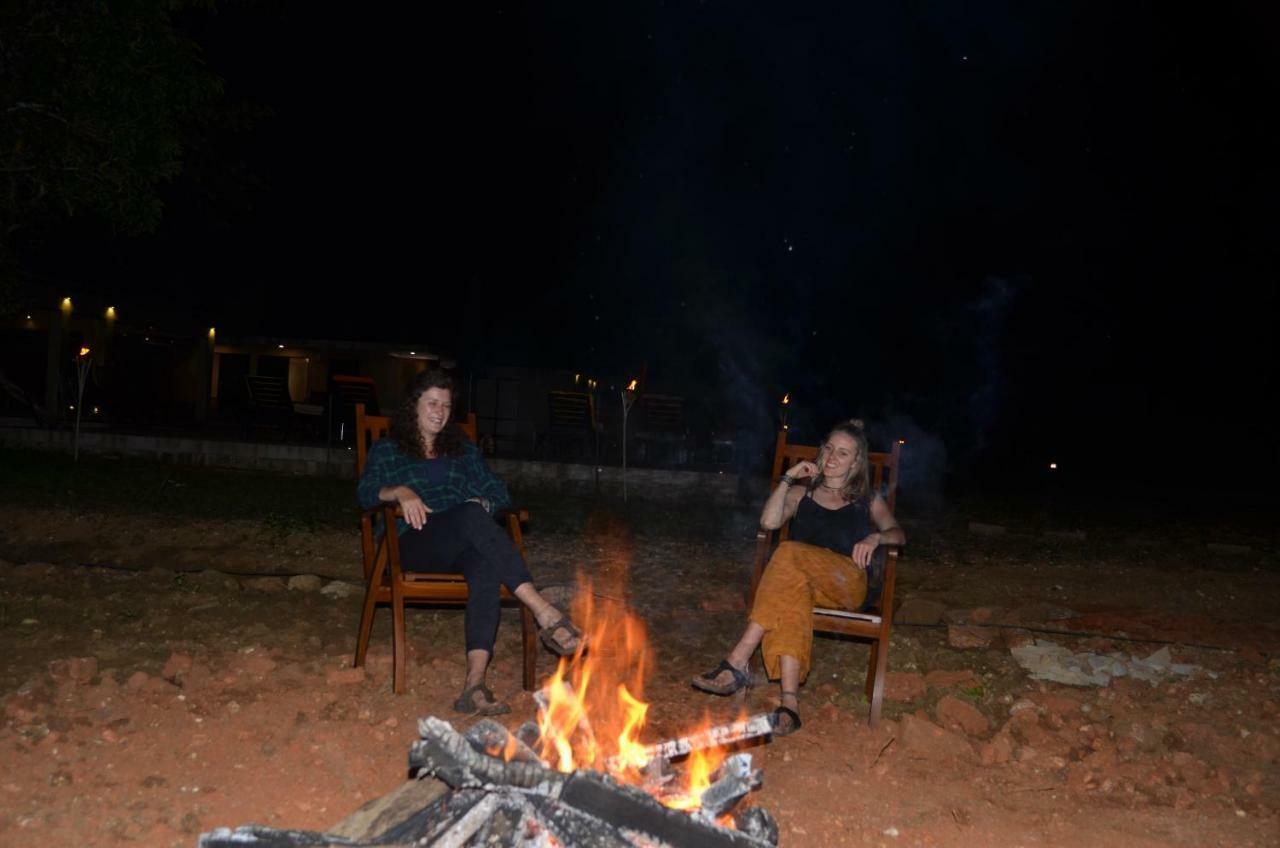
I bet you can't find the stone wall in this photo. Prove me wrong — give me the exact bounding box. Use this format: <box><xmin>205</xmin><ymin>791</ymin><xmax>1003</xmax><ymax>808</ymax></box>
<box><xmin>1</xmin><ymin>426</ymin><xmax>745</xmax><ymax>504</ymax></box>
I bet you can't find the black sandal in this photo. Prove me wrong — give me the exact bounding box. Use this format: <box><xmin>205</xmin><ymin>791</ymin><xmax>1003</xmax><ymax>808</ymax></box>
<box><xmin>453</xmin><ymin>684</ymin><xmax>511</xmax><ymax>717</ymax></box>
<box><xmin>691</xmin><ymin>660</ymin><xmax>751</xmax><ymax>696</ymax></box>
<box><xmin>538</xmin><ymin>615</ymin><xmax>584</xmax><ymax>657</ymax></box>
<box><xmin>770</xmin><ymin>692</ymin><xmax>802</xmax><ymax>736</ymax></box>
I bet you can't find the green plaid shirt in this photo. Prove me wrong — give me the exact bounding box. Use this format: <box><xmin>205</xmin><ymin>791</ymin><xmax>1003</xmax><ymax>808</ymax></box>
<box><xmin>357</xmin><ymin>438</ymin><xmax>512</xmax><ymax>536</ymax></box>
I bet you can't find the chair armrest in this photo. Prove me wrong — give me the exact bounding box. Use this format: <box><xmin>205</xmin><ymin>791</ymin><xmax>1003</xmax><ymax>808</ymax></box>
<box><xmin>360</xmin><ymin>503</ymin><xmax>403</xmax><ymax>520</ymax></box>
<box><xmin>495</xmin><ymin>507</ymin><xmax>530</xmax><ymax>524</ymax></box>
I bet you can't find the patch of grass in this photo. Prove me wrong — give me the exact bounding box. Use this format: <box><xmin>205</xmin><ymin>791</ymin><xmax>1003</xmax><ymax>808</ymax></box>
<box><xmin>958</xmin><ymin>683</ymin><xmax>986</xmax><ymax>700</ymax></box>
<box><xmin>0</xmin><ymin>448</ymin><xmax>353</xmax><ymax>533</ymax></box>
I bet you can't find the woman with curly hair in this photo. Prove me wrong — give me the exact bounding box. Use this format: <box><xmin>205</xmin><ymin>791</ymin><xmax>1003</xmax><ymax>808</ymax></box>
<box><xmin>691</xmin><ymin>419</ymin><xmax>904</xmax><ymax>735</ymax></box>
<box><xmin>358</xmin><ymin>369</ymin><xmax>583</xmax><ymax>716</ymax></box>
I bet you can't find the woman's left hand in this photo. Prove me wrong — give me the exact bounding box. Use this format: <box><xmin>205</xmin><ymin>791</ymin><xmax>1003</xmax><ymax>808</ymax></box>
<box><xmin>851</xmin><ymin>533</ymin><xmax>881</xmax><ymax>569</ymax></box>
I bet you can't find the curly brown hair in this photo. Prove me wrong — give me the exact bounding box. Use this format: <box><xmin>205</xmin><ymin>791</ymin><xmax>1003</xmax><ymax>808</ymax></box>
<box><xmin>812</xmin><ymin>418</ymin><xmax>870</xmax><ymax>503</ymax></box>
<box><xmin>388</xmin><ymin>370</ymin><xmax>465</xmax><ymax>459</ymax></box>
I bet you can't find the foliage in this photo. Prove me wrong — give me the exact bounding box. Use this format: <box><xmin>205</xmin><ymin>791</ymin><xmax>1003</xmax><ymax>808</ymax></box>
<box><xmin>0</xmin><ymin>0</ymin><xmax>223</xmax><ymax>237</ymax></box>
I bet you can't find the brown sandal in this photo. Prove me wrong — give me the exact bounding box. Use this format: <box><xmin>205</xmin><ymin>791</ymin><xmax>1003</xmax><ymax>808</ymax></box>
<box><xmin>538</xmin><ymin>616</ymin><xmax>584</xmax><ymax>657</ymax></box>
<box><xmin>453</xmin><ymin>684</ymin><xmax>511</xmax><ymax>717</ymax></box>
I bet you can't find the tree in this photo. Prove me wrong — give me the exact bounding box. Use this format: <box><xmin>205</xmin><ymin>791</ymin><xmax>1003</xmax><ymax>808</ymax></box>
<box><xmin>1</xmin><ymin>0</ymin><xmax>223</xmax><ymax>308</ymax></box>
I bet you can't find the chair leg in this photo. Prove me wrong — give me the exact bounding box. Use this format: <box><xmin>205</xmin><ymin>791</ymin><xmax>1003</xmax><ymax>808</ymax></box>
<box><xmin>520</xmin><ymin>605</ymin><xmax>536</xmax><ymax>692</ymax></box>
<box><xmin>391</xmin><ymin>578</ymin><xmax>407</xmax><ymax>695</ymax></box>
<box><xmin>867</xmin><ymin>634</ymin><xmax>890</xmax><ymax>728</ymax></box>
<box><xmin>864</xmin><ymin>640</ymin><xmax>878</xmax><ymax>701</ymax></box>
<box><xmin>354</xmin><ymin>548</ymin><xmax>387</xmax><ymax>669</ymax></box>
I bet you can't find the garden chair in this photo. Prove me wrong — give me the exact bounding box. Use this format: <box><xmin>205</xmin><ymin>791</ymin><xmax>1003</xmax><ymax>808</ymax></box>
<box><xmin>243</xmin><ymin>374</ymin><xmax>296</xmax><ymax>440</ymax></box>
<box><xmin>352</xmin><ymin>404</ymin><xmax>536</xmax><ymax>694</ymax></box>
<box><xmin>633</xmin><ymin>393</ymin><xmax>690</xmax><ymax>467</ymax></box>
<box><xmin>539</xmin><ymin>390</ymin><xmax>600</xmax><ymax>462</ymax></box>
<box><xmin>747</xmin><ymin>429</ymin><xmax>903</xmax><ymax>727</ymax></box>
<box><xmin>329</xmin><ymin>374</ymin><xmax>379</xmax><ymax>444</ymax></box>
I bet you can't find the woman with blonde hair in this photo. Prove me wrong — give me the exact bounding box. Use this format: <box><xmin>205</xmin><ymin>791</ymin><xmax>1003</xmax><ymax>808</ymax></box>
<box><xmin>692</xmin><ymin>419</ymin><xmax>904</xmax><ymax>735</ymax></box>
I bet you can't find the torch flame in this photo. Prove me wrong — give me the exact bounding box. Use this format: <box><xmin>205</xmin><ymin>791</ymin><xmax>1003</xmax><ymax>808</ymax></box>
<box><xmin>782</xmin><ymin>393</ymin><xmax>789</xmax><ymax>405</ymax></box>
<box><xmin>626</xmin><ymin>379</ymin><xmax>637</xmax><ymax>391</ymax></box>
<box><xmin>79</xmin><ymin>347</ymin><xmax>91</xmax><ymax>357</ymax></box>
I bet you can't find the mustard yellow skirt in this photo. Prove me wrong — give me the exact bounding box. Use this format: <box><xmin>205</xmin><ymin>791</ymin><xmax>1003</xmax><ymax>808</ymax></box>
<box><xmin>750</xmin><ymin>540</ymin><xmax>867</xmax><ymax>681</ymax></box>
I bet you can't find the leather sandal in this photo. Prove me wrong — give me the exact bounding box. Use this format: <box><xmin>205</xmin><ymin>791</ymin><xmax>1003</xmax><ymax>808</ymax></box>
<box><xmin>691</xmin><ymin>659</ymin><xmax>751</xmax><ymax>696</ymax></box>
<box><xmin>538</xmin><ymin>615</ymin><xmax>584</xmax><ymax>657</ymax></box>
<box><xmin>453</xmin><ymin>683</ymin><xmax>511</xmax><ymax>717</ymax></box>
<box><xmin>770</xmin><ymin>691</ymin><xmax>802</xmax><ymax>736</ymax></box>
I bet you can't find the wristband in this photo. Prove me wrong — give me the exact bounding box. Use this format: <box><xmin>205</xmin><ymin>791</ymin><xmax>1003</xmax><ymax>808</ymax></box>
<box><xmin>780</xmin><ymin>475</ymin><xmax>795</xmax><ymax>487</ymax></box>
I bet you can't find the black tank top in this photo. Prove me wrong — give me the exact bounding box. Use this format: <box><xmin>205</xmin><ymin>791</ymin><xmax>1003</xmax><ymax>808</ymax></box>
<box><xmin>790</xmin><ymin>492</ymin><xmax>872</xmax><ymax>556</ymax></box>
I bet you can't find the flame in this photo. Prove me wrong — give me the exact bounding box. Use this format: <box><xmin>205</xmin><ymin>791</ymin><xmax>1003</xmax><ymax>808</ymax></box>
<box><xmin>78</xmin><ymin>346</ymin><xmax>91</xmax><ymax>357</ymax></box>
<box><xmin>626</xmin><ymin>379</ymin><xmax>637</xmax><ymax>391</ymax></box>
<box><xmin>781</xmin><ymin>393</ymin><xmax>789</xmax><ymax>405</ymax></box>
<box><xmin>530</xmin><ymin>560</ymin><xmax>734</xmax><ymax>821</ymax></box>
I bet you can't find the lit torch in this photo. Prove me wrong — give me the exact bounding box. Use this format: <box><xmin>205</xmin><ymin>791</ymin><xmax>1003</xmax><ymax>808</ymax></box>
<box><xmin>73</xmin><ymin>347</ymin><xmax>92</xmax><ymax>461</ymax></box>
<box><xmin>621</xmin><ymin>379</ymin><xmax>638</xmax><ymax>501</ymax></box>
<box><xmin>780</xmin><ymin>392</ymin><xmax>790</xmax><ymax>431</ymax></box>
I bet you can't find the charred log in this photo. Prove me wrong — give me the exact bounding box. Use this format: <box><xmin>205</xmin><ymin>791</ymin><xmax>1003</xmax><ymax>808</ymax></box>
<box><xmin>559</xmin><ymin>769</ymin><xmax>776</xmax><ymax>848</ymax></box>
<box><xmin>409</xmin><ymin>716</ymin><xmax>564</xmax><ymax>793</ymax></box>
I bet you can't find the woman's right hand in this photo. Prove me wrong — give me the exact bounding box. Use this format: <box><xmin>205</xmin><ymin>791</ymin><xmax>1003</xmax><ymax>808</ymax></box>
<box><xmin>390</xmin><ymin>486</ymin><xmax>431</xmax><ymax>530</ymax></box>
<box><xmin>786</xmin><ymin>460</ymin><xmax>820</xmax><ymax>481</ymax></box>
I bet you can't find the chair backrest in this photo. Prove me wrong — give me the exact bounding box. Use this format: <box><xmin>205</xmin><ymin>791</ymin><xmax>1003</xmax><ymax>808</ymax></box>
<box><xmin>333</xmin><ymin>375</ymin><xmax>379</xmax><ymax>416</ymax></box>
<box><xmin>768</xmin><ymin>429</ymin><xmax>900</xmax><ymax>515</ymax></box>
<box><xmin>355</xmin><ymin>403</ymin><xmax>477</xmax><ymax>474</ymax></box>
<box><xmin>547</xmin><ymin>390</ymin><xmax>596</xmax><ymax>430</ymax></box>
<box><xmin>244</xmin><ymin>374</ymin><xmax>294</xmax><ymax>410</ymax></box>
<box><xmin>637</xmin><ymin>394</ymin><xmax>685</xmax><ymax>433</ymax></box>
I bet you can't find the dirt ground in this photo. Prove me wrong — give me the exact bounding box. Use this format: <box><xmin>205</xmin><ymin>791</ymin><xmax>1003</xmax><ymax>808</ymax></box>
<box><xmin>1</xmin><ymin>496</ymin><xmax>1278</xmax><ymax>847</ymax></box>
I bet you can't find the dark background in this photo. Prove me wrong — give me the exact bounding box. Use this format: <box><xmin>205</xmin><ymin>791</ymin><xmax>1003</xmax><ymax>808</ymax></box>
<box><xmin>11</xmin><ymin>1</ymin><xmax>1277</xmax><ymax>497</ymax></box>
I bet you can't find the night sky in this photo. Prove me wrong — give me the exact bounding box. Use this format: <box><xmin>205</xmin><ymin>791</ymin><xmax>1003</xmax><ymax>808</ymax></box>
<box><xmin>17</xmin><ymin>1</ymin><xmax>1277</xmax><ymax>494</ymax></box>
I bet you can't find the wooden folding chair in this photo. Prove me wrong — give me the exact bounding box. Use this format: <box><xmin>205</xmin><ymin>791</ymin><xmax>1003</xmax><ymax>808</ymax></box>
<box><xmin>747</xmin><ymin>429</ymin><xmax>903</xmax><ymax>727</ymax></box>
<box><xmin>352</xmin><ymin>404</ymin><xmax>536</xmax><ymax>694</ymax></box>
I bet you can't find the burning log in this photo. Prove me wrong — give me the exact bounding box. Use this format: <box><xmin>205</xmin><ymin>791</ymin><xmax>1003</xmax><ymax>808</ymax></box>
<box><xmin>604</xmin><ymin>713</ymin><xmax>775</xmax><ymax>772</ymax></box>
<box><xmin>696</xmin><ymin>753</ymin><xmax>761</xmax><ymax>821</ymax></box>
<box><xmin>409</xmin><ymin>716</ymin><xmax>563</xmax><ymax>792</ymax></box>
<box><xmin>557</xmin><ymin>769</ymin><xmax>774</xmax><ymax>848</ymax></box>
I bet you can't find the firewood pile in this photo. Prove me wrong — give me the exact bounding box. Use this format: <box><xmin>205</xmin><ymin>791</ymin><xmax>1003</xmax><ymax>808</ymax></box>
<box><xmin>197</xmin><ymin>714</ymin><xmax>780</xmax><ymax>848</ymax></box>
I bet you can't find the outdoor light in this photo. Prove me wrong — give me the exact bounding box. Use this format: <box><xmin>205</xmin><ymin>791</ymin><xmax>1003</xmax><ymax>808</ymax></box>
<box><xmin>277</xmin><ymin>344</ymin><xmax>284</xmax><ymax>349</ymax></box>
<box><xmin>105</xmin><ymin>306</ymin><xmax>116</xmax><ymax>320</ymax></box>
<box><xmin>60</xmin><ymin>297</ymin><xmax>72</xmax><ymax>312</ymax></box>
<box><xmin>898</xmin><ymin>439</ymin><xmax>906</xmax><ymax>445</ymax></box>
<box><xmin>208</xmin><ymin>327</ymin><xmax>216</xmax><ymax>339</ymax></box>
<box><xmin>1049</xmin><ymin>462</ymin><xmax>1058</xmax><ymax>470</ymax></box>
<box><xmin>79</xmin><ymin>346</ymin><xmax>91</xmax><ymax>357</ymax></box>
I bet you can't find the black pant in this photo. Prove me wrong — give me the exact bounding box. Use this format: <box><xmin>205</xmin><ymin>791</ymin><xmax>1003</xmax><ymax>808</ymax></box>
<box><xmin>396</xmin><ymin>502</ymin><xmax>534</xmax><ymax>654</ymax></box>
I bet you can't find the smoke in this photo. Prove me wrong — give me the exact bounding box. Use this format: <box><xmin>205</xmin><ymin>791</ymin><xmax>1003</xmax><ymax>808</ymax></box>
<box><xmin>868</xmin><ymin>411</ymin><xmax>947</xmax><ymax>512</ymax></box>
<box><xmin>967</xmin><ymin>276</ymin><xmax>1018</xmax><ymax>458</ymax></box>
